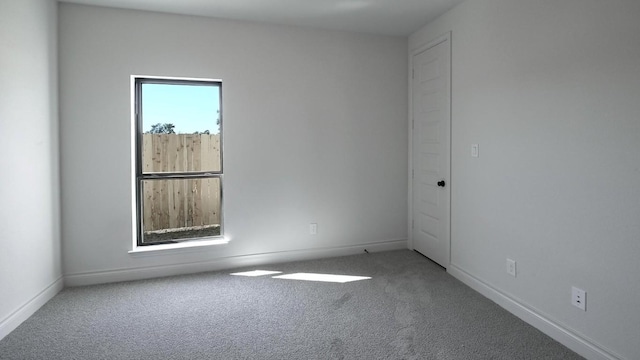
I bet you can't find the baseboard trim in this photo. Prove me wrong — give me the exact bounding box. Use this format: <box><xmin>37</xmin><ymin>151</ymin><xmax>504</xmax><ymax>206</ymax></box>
<box><xmin>65</xmin><ymin>239</ymin><xmax>408</xmax><ymax>286</ymax></box>
<box><xmin>447</xmin><ymin>264</ymin><xmax>623</xmax><ymax>360</ymax></box>
<box><xmin>0</xmin><ymin>277</ymin><xmax>64</xmax><ymax>341</ymax></box>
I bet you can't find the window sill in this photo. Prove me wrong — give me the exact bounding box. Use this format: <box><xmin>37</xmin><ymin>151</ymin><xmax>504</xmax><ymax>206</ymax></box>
<box><xmin>128</xmin><ymin>238</ymin><xmax>229</xmax><ymax>256</ymax></box>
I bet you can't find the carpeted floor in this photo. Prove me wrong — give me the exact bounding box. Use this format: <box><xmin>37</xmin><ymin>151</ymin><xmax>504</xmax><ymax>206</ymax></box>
<box><xmin>0</xmin><ymin>250</ymin><xmax>583</xmax><ymax>359</ymax></box>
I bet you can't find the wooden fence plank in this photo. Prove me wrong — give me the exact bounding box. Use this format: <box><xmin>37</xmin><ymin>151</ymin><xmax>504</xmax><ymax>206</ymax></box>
<box><xmin>213</xmin><ymin>135</ymin><xmax>221</xmax><ymax>171</ymax></box>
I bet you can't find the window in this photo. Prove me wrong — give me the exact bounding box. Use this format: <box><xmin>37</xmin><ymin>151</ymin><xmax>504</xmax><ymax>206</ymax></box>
<box><xmin>133</xmin><ymin>77</ymin><xmax>223</xmax><ymax>246</ymax></box>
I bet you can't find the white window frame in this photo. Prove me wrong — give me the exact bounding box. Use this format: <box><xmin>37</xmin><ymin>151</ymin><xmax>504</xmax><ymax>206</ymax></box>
<box><xmin>130</xmin><ymin>75</ymin><xmax>225</xmax><ymax>251</ymax></box>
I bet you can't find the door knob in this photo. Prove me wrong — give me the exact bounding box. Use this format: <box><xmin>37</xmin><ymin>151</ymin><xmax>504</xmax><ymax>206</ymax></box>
<box><xmin>437</xmin><ymin>180</ymin><xmax>446</xmax><ymax>187</ymax></box>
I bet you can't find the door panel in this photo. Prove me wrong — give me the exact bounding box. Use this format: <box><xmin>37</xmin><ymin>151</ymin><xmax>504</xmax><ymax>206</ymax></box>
<box><xmin>412</xmin><ymin>37</ymin><xmax>451</xmax><ymax>268</ymax></box>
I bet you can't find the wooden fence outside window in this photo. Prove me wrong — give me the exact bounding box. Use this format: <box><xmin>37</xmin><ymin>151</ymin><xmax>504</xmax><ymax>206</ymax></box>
<box><xmin>142</xmin><ymin>134</ymin><xmax>221</xmax><ymax>232</ymax></box>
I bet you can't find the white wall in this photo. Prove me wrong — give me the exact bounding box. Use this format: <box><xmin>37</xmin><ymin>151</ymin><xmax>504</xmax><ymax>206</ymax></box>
<box><xmin>59</xmin><ymin>4</ymin><xmax>408</xmax><ymax>284</ymax></box>
<box><xmin>0</xmin><ymin>0</ymin><xmax>63</xmax><ymax>340</ymax></box>
<box><xmin>410</xmin><ymin>1</ymin><xmax>640</xmax><ymax>359</ymax></box>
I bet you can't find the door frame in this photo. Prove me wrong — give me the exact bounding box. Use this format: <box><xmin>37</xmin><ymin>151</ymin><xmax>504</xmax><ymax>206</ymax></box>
<box><xmin>408</xmin><ymin>32</ymin><xmax>452</xmax><ymax>266</ymax></box>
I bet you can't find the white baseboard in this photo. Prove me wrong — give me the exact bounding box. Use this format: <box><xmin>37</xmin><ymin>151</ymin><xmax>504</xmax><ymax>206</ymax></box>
<box><xmin>64</xmin><ymin>239</ymin><xmax>408</xmax><ymax>286</ymax></box>
<box><xmin>0</xmin><ymin>277</ymin><xmax>64</xmax><ymax>341</ymax></box>
<box><xmin>447</xmin><ymin>264</ymin><xmax>623</xmax><ymax>360</ymax></box>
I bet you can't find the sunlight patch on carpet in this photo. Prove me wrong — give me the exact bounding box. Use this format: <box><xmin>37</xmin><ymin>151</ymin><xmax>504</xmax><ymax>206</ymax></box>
<box><xmin>272</xmin><ymin>273</ymin><xmax>371</xmax><ymax>283</ymax></box>
<box><xmin>230</xmin><ymin>270</ymin><xmax>283</xmax><ymax>277</ymax></box>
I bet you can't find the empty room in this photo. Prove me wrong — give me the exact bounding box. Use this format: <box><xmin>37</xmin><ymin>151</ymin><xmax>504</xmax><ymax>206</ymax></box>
<box><xmin>1</xmin><ymin>0</ymin><xmax>639</xmax><ymax>359</ymax></box>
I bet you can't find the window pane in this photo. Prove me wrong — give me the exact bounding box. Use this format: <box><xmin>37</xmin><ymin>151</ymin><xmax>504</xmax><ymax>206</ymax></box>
<box><xmin>141</xmin><ymin>177</ymin><xmax>221</xmax><ymax>244</ymax></box>
<box><xmin>141</xmin><ymin>83</ymin><xmax>221</xmax><ymax>173</ymax></box>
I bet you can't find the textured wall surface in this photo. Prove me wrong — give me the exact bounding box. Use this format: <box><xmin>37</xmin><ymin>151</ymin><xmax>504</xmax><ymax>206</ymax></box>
<box><xmin>410</xmin><ymin>0</ymin><xmax>640</xmax><ymax>358</ymax></box>
<box><xmin>59</xmin><ymin>4</ymin><xmax>408</xmax><ymax>280</ymax></box>
<box><xmin>0</xmin><ymin>0</ymin><xmax>62</xmax><ymax>339</ymax></box>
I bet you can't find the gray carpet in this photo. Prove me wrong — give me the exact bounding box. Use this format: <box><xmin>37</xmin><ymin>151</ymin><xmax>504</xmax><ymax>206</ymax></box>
<box><xmin>0</xmin><ymin>250</ymin><xmax>583</xmax><ymax>359</ymax></box>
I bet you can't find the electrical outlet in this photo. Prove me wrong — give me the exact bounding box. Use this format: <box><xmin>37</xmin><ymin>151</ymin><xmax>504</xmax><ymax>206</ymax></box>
<box><xmin>506</xmin><ymin>258</ymin><xmax>516</xmax><ymax>277</ymax></box>
<box><xmin>309</xmin><ymin>223</ymin><xmax>318</xmax><ymax>235</ymax></box>
<box><xmin>571</xmin><ymin>287</ymin><xmax>586</xmax><ymax>311</ymax></box>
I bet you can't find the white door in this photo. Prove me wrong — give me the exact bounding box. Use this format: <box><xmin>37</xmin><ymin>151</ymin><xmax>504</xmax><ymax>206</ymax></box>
<box><xmin>411</xmin><ymin>37</ymin><xmax>451</xmax><ymax>268</ymax></box>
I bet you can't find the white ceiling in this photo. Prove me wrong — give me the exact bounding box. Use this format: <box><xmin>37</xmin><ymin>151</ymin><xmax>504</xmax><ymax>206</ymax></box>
<box><xmin>59</xmin><ymin>0</ymin><xmax>465</xmax><ymax>36</ymax></box>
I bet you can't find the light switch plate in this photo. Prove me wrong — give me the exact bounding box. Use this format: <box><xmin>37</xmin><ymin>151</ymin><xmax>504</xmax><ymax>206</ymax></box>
<box><xmin>471</xmin><ymin>144</ymin><xmax>479</xmax><ymax>158</ymax></box>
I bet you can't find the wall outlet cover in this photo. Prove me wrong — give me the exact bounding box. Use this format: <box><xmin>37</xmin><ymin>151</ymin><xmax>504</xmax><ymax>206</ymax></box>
<box><xmin>506</xmin><ymin>258</ymin><xmax>516</xmax><ymax>277</ymax></box>
<box><xmin>571</xmin><ymin>286</ymin><xmax>586</xmax><ymax>311</ymax></box>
